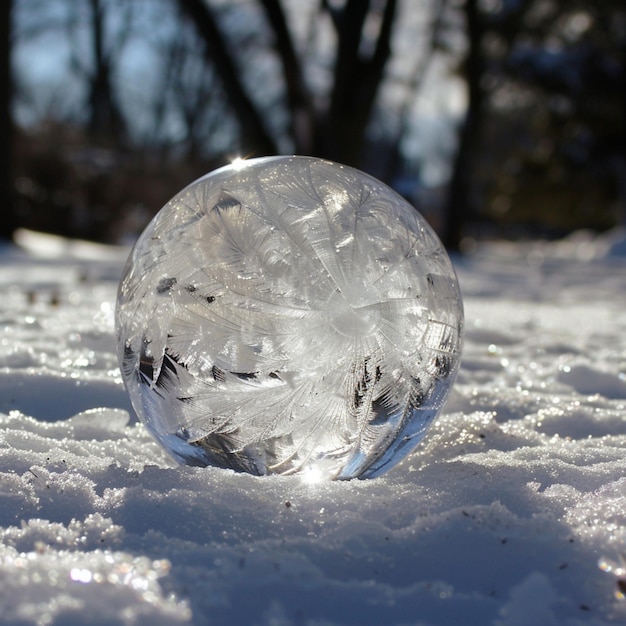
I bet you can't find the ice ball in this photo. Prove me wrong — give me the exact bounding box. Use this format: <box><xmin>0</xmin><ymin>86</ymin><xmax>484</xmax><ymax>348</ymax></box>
<box><xmin>116</xmin><ymin>156</ymin><xmax>463</xmax><ymax>480</ymax></box>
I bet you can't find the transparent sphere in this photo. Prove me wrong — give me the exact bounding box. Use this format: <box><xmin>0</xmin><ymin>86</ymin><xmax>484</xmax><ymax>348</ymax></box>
<box><xmin>116</xmin><ymin>156</ymin><xmax>463</xmax><ymax>480</ymax></box>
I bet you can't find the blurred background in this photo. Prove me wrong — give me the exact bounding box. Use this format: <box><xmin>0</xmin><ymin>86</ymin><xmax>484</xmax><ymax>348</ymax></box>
<box><xmin>1</xmin><ymin>0</ymin><xmax>624</xmax><ymax>250</ymax></box>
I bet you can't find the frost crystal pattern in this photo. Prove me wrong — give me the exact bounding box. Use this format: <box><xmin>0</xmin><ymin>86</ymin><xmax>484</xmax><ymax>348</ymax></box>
<box><xmin>116</xmin><ymin>156</ymin><xmax>464</xmax><ymax>479</ymax></box>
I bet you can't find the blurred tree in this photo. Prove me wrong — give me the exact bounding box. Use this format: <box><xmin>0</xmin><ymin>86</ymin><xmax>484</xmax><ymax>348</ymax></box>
<box><xmin>443</xmin><ymin>0</ymin><xmax>486</xmax><ymax>250</ymax></box>
<box><xmin>177</xmin><ymin>0</ymin><xmax>399</xmax><ymax>165</ymax></box>
<box><xmin>13</xmin><ymin>0</ymin><xmax>134</xmax><ymax>141</ymax></box>
<box><xmin>8</xmin><ymin>0</ymin><xmax>624</xmax><ymax>246</ymax></box>
<box><xmin>72</xmin><ymin>0</ymin><xmax>130</xmax><ymax>143</ymax></box>
<box><xmin>443</xmin><ymin>0</ymin><xmax>625</xmax><ymax>249</ymax></box>
<box><xmin>315</xmin><ymin>0</ymin><xmax>397</xmax><ymax>165</ymax></box>
<box><xmin>153</xmin><ymin>16</ymin><xmax>226</xmax><ymax>161</ymax></box>
<box><xmin>0</xmin><ymin>0</ymin><xmax>15</xmax><ymax>240</ymax></box>
<box><xmin>177</xmin><ymin>0</ymin><xmax>279</xmax><ymax>156</ymax></box>
<box><xmin>382</xmin><ymin>0</ymin><xmax>449</xmax><ymax>183</ymax></box>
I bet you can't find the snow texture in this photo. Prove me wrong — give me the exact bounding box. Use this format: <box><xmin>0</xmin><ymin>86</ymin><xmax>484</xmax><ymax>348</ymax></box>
<box><xmin>1</xmin><ymin>226</ymin><xmax>625</xmax><ymax>625</ymax></box>
<box><xmin>116</xmin><ymin>157</ymin><xmax>463</xmax><ymax>479</ymax></box>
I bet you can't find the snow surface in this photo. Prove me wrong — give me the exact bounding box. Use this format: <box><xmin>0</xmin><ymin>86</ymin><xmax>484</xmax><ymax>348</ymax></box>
<box><xmin>1</xmin><ymin>227</ymin><xmax>625</xmax><ymax>626</ymax></box>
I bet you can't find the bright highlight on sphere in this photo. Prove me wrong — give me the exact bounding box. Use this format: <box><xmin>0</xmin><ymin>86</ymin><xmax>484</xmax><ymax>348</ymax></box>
<box><xmin>115</xmin><ymin>156</ymin><xmax>464</xmax><ymax>480</ymax></box>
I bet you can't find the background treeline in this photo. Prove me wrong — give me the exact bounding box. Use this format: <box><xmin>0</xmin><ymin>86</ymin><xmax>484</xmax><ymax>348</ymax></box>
<box><xmin>1</xmin><ymin>0</ymin><xmax>624</xmax><ymax>249</ymax></box>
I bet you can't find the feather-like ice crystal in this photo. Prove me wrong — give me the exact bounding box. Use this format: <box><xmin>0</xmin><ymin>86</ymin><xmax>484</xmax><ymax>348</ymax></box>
<box><xmin>116</xmin><ymin>156</ymin><xmax>463</xmax><ymax>479</ymax></box>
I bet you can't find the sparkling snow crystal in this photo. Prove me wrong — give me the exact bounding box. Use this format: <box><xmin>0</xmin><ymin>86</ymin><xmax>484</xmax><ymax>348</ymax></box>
<box><xmin>115</xmin><ymin>156</ymin><xmax>463</xmax><ymax>479</ymax></box>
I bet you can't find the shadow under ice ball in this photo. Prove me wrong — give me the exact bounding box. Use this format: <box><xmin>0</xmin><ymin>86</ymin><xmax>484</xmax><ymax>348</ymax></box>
<box><xmin>116</xmin><ymin>156</ymin><xmax>464</xmax><ymax>480</ymax></box>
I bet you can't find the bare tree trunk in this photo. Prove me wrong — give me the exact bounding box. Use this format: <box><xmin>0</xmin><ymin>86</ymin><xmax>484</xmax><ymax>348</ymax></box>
<box><xmin>322</xmin><ymin>0</ymin><xmax>397</xmax><ymax>166</ymax></box>
<box><xmin>179</xmin><ymin>0</ymin><xmax>278</xmax><ymax>157</ymax></box>
<box><xmin>87</xmin><ymin>0</ymin><xmax>125</xmax><ymax>142</ymax></box>
<box><xmin>443</xmin><ymin>0</ymin><xmax>537</xmax><ymax>250</ymax></box>
<box><xmin>0</xmin><ymin>0</ymin><xmax>15</xmax><ymax>240</ymax></box>
<box><xmin>442</xmin><ymin>0</ymin><xmax>484</xmax><ymax>251</ymax></box>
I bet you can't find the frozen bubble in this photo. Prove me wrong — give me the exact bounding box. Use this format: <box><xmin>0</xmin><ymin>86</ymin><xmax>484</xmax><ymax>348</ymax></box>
<box><xmin>115</xmin><ymin>156</ymin><xmax>463</xmax><ymax>479</ymax></box>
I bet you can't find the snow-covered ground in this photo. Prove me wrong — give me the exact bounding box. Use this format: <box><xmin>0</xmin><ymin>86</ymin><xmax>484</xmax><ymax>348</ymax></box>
<box><xmin>0</xmin><ymin>228</ymin><xmax>625</xmax><ymax>626</ymax></box>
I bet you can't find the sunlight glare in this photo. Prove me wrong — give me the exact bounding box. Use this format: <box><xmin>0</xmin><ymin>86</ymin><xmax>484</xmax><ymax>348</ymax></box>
<box><xmin>230</xmin><ymin>157</ymin><xmax>247</xmax><ymax>170</ymax></box>
<box><xmin>301</xmin><ymin>464</ymin><xmax>323</xmax><ymax>485</ymax></box>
